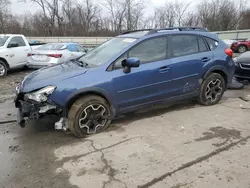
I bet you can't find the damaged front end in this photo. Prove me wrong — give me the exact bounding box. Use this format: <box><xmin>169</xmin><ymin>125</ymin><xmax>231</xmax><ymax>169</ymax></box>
<box><xmin>15</xmin><ymin>85</ymin><xmax>67</xmax><ymax>130</ymax></box>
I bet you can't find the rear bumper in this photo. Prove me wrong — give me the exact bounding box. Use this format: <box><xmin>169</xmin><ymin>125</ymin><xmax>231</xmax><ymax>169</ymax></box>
<box><xmin>28</xmin><ymin>64</ymin><xmax>47</xmax><ymax>69</ymax></box>
<box><xmin>27</xmin><ymin>59</ymin><xmax>60</xmax><ymax>69</ymax></box>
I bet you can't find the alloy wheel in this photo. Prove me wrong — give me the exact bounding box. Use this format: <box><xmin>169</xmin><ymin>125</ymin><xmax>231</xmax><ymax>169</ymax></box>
<box><xmin>205</xmin><ymin>79</ymin><xmax>223</xmax><ymax>102</ymax></box>
<box><xmin>238</xmin><ymin>46</ymin><xmax>247</xmax><ymax>53</ymax></box>
<box><xmin>79</xmin><ymin>104</ymin><xmax>108</xmax><ymax>134</ymax></box>
<box><xmin>0</xmin><ymin>64</ymin><xmax>6</xmax><ymax>76</ymax></box>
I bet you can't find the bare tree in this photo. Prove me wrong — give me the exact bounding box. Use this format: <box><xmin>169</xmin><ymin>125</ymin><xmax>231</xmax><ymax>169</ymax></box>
<box><xmin>240</xmin><ymin>9</ymin><xmax>250</xmax><ymax>29</ymax></box>
<box><xmin>182</xmin><ymin>12</ymin><xmax>200</xmax><ymax>27</ymax></box>
<box><xmin>101</xmin><ymin>0</ymin><xmax>127</xmax><ymax>32</ymax></box>
<box><xmin>174</xmin><ymin>1</ymin><xmax>191</xmax><ymax>27</ymax></box>
<box><xmin>198</xmin><ymin>0</ymin><xmax>247</xmax><ymax>31</ymax></box>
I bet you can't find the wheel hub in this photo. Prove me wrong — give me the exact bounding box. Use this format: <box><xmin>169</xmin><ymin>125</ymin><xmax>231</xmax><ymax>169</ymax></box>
<box><xmin>0</xmin><ymin>64</ymin><xmax>5</xmax><ymax>76</ymax></box>
<box><xmin>205</xmin><ymin>79</ymin><xmax>223</xmax><ymax>102</ymax></box>
<box><xmin>79</xmin><ymin>104</ymin><xmax>107</xmax><ymax>134</ymax></box>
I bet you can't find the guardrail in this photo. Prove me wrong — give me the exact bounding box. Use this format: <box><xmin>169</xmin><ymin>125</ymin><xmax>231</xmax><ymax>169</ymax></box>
<box><xmin>27</xmin><ymin>29</ymin><xmax>250</xmax><ymax>47</ymax></box>
<box><xmin>214</xmin><ymin>29</ymin><xmax>250</xmax><ymax>40</ymax></box>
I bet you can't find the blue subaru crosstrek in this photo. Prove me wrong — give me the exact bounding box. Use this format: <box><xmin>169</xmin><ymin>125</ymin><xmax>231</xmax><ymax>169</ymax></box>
<box><xmin>15</xmin><ymin>27</ymin><xmax>235</xmax><ymax>137</ymax></box>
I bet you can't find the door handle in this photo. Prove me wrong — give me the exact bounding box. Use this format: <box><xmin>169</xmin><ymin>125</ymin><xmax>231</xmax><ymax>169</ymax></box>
<box><xmin>201</xmin><ymin>57</ymin><xmax>210</xmax><ymax>62</ymax></box>
<box><xmin>159</xmin><ymin>66</ymin><xmax>171</xmax><ymax>73</ymax></box>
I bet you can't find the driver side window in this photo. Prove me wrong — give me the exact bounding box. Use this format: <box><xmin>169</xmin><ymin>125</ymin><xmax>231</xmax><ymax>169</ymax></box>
<box><xmin>113</xmin><ymin>36</ymin><xmax>167</xmax><ymax>69</ymax></box>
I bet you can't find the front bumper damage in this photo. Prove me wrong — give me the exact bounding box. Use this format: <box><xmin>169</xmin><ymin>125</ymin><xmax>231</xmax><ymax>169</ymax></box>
<box><xmin>15</xmin><ymin>94</ymin><xmax>68</xmax><ymax>130</ymax></box>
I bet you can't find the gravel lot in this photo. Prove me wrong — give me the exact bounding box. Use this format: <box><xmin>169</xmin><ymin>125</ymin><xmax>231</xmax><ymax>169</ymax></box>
<box><xmin>1</xmin><ymin>69</ymin><xmax>250</xmax><ymax>188</ymax></box>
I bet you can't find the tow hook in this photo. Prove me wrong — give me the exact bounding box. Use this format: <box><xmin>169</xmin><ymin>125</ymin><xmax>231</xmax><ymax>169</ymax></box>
<box><xmin>55</xmin><ymin>117</ymin><xmax>68</xmax><ymax>131</ymax></box>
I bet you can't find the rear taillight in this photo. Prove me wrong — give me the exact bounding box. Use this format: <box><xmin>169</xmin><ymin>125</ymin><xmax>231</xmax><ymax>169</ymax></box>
<box><xmin>225</xmin><ymin>48</ymin><xmax>233</xmax><ymax>57</ymax></box>
<box><xmin>47</xmin><ymin>54</ymin><xmax>62</xmax><ymax>58</ymax></box>
<box><xmin>27</xmin><ymin>53</ymin><xmax>33</xmax><ymax>57</ymax></box>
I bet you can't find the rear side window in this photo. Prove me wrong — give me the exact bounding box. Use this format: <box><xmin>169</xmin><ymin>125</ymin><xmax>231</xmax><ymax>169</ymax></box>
<box><xmin>9</xmin><ymin>37</ymin><xmax>26</xmax><ymax>47</ymax></box>
<box><xmin>67</xmin><ymin>44</ymin><xmax>78</xmax><ymax>52</ymax></box>
<box><xmin>128</xmin><ymin>37</ymin><xmax>167</xmax><ymax>63</ymax></box>
<box><xmin>198</xmin><ymin>37</ymin><xmax>208</xmax><ymax>52</ymax></box>
<box><xmin>171</xmin><ymin>35</ymin><xmax>198</xmax><ymax>57</ymax></box>
<box><xmin>205</xmin><ymin>37</ymin><xmax>218</xmax><ymax>50</ymax></box>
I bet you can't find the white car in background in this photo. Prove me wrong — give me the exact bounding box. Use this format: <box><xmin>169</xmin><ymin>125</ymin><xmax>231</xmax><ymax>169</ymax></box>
<box><xmin>0</xmin><ymin>34</ymin><xmax>42</xmax><ymax>77</ymax></box>
<box><xmin>27</xmin><ymin>43</ymin><xmax>88</xmax><ymax>69</ymax></box>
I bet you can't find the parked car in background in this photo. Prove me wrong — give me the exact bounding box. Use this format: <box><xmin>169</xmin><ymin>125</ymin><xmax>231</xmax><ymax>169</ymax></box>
<box><xmin>223</xmin><ymin>39</ymin><xmax>237</xmax><ymax>48</ymax></box>
<box><xmin>28</xmin><ymin>40</ymin><xmax>46</xmax><ymax>50</ymax></box>
<box><xmin>234</xmin><ymin>51</ymin><xmax>250</xmax><ymax>81</ymax></box>
<box><xmin>231</xmin><ymin>39</ymin><xmax>250</xmax><ymax>53</ymax></box>
<box><xmin>15</xmin><ymin>27</ymin><xmax>235</xmax><ymax>137</ymax></box>
<box><xmin>27</xmin><ymin>43</ymin><xmax>88</xmax><ymax>69</ymax></box>
<box><xmin>0</xmin><ymin>34</ymin><xmax>39</xmax><ymax>77</ymax></box>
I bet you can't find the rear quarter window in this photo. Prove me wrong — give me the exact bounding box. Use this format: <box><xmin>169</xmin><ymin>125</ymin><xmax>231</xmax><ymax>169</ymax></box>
<box><xmin>205</xmin><ymin>37</ymin><xmax>219</xmax><ymax>50</ymax></box>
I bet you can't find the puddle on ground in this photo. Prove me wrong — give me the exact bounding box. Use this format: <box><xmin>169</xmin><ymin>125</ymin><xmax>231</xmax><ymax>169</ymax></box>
<box><xmin>195</xmin><ymin>127</ymin><xmax>242</xmax><ymax>147</ymax></box>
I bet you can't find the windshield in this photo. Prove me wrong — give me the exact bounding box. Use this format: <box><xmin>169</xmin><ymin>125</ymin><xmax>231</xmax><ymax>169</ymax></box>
<box><xmin>0</xmin><ymin>36</ymin><xmax>9</xmax><ymax>47</ymax></box>
<box><xmin>78</xmin><ymin>37</ymin><xmax>137</xmax><ymax>66</ymax></box>
<box><xmin>37</xmin><ymin>44</ymin><xmax>64</xmax><ymax>50</ymax></box>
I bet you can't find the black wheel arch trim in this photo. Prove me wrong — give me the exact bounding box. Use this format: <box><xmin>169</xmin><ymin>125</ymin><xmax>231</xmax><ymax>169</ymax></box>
<box><xmin>65</xmin><ymin>87</ymin><xmax>116</xmax><ymax>117</ymax></box>
<box><xmin>0</xmin><ymin>57</ymin><xmax>9</xmax><ymax>69</ymax></box>
<box><xmin>202</xmin><ymin>66</ymin><xmax>228</xmax><ymax>84</ymax></box>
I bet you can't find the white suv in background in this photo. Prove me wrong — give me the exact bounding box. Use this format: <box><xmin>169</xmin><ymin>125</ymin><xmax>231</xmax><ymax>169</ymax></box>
<box><xmin>0</xmin><ymin>34</ymin><xmax>33</xmax><ymax>77</ymax></box>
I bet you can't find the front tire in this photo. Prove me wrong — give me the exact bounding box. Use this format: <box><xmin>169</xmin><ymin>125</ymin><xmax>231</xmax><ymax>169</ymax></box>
<box><xmin>68</xmin><ymin>95</ymin><xmax>112</xmax><ymax>138</ymax></box>
<box><xmin>198</xmin><ymin>73</ymin><xmax>226</xmax><ymax>106</ymax></box>
<box><xmin>0</xmin><ymin>61</ymin><xmax>7</xmax><ymax>77</ymax></box>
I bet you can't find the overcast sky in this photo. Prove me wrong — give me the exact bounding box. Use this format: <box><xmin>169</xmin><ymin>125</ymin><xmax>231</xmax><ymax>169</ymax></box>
<box><xmin>10</xmin><ymin>0</ymin><xmax>201</xmax><ymax>15</ymax></box>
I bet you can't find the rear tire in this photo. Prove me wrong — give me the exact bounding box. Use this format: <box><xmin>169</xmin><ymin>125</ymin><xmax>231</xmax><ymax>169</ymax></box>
<box><xmin>68</xmin><ymin>95</ymin><xmax>112</xmax><ymax>138</ymax></box>
<box><xmin>198</xmin><ymin>73</ymin><xmax>226</xmax><ymax>106</ymax></box>
<box><xmin>237</xmin><ymin>45</ymin><xmax>247</xmax><ymax>53</ymax></box>
<box><xmin>0</xmin><ymin>60</ymin><xmax>7</xmax><ymax>77</ymax></box>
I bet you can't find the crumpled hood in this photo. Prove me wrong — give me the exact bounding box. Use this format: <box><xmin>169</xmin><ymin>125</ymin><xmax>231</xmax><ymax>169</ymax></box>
<box><xmin>20</xmin><ymin>61</ymin><xmax>87</xmax><ymax>92</ymax></box>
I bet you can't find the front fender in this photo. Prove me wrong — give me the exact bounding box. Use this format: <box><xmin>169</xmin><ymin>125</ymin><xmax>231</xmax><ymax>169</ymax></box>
<box><xmin>64</xmin><ymin>87</ymin><xmax>116</xmax><ymax>117</ymax></box>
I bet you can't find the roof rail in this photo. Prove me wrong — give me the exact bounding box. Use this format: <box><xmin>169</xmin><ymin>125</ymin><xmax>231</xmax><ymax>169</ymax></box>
<box><xmin>121</xmin><ymin>27</ymin><xmax>208</xmax><ymax>36</ymax></box>
<box><xmin>121</xmin><ymin>29</ymin><xmax>152</xmax><ymax>35</ymax></box>
<box><xmin>147</xmin><ymin>27</ymin><xmax>208</xmax><ymax>35</ymax></box>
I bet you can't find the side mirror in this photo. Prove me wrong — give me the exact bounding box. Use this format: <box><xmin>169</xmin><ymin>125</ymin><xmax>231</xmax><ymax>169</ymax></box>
<box><xmin>122</xmin><ymin>57</ymin><xmax>140</xmax><ymax>73</ymax></box>
<box><xmin>8</xmin><ymin>43</ymin><xmax>19</xmax><ymax>48</ymax></box>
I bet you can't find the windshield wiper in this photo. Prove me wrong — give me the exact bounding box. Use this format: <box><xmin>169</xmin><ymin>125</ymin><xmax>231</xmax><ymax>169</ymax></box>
<box><xmin>78</xmin><ymin>60</ymin><xmax>89</xmax><ymax>67</ymax></box>
<box><xmin>72</xmin><ymin>59</ymin><xmax>89</xmax><ymax>67</ymax></box>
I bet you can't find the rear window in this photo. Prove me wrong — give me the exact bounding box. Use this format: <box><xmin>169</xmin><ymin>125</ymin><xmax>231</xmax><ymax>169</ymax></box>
<box><xmin>205</xmin><ymin>37</ymin><xmax>218</xmax><ymax>50</ymax></box>
<box><xmin>37</xmin><ymin>44</ymin><xmax>65</xmax><ymax>50</ymax></box>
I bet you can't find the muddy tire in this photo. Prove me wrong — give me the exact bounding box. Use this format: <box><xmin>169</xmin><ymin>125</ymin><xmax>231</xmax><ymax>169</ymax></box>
<box><xmin>68</xmin><ymin>95</ymin><xmax>112</xmax><ymax>138</ymax></box>
<box><xmin>0</xmin><ymin>60</ymin><xmax>7</xmax><ymax>77</ymax></box>
<box><xmin>198</xmin><ymin>73</ymin><xmax>226</xmax><ymax>106</ymax></box>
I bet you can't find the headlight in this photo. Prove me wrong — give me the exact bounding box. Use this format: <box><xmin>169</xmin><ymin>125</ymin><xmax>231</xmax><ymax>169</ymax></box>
<box><xmin>25</xmin><ymin>86</ymin><xmax>56</xmax><ymax>102</ymax></box>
